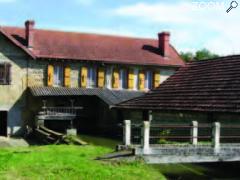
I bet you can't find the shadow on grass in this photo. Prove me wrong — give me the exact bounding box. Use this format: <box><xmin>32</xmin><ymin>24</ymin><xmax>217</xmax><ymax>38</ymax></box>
<box><xmin>79</xmin><ymin>134</ymin><xmax>120</xmax><ymax>149</ymax></box>
<box><xmin>153</xmin><ymin>162</ymin><xmax>240</xmax><ymax>180</ymax></box>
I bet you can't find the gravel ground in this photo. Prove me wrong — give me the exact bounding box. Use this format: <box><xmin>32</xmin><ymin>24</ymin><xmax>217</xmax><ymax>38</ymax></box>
<box><xmin>0</xmin><ymin>137</ymin><xmax>29</xmax><ymax>147</ymax></box>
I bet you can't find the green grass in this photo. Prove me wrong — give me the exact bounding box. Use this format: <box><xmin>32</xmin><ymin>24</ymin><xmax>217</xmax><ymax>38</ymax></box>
<box><xmin>0</xmin><ymin>145</ymin><xmax>166</xmax><ymax>180</ymax></box>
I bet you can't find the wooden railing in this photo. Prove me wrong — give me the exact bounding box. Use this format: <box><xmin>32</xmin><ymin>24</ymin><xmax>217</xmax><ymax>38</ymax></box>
<box><xmin>42</xmin><ymin>106</ymin><xmax>83</xmax><ymax>116</ymax></box>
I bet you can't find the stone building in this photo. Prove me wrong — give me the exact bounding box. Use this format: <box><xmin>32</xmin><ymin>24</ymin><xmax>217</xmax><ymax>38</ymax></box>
<box><xmin>0</xmin><ymin>20</ymin><xmax>184</xmax><ymax>136</ymax></box>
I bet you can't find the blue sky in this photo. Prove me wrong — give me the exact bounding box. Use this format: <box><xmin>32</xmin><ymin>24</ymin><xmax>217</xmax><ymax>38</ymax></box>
<box><xmin>0</xmin><ymin>0</ymin><xmax>239</xmax><ymax>55</ymax></box>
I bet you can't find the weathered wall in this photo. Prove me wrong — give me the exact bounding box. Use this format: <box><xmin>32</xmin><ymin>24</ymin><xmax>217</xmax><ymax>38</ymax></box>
<box><xmin>27</xmin><ymin>60</ymin><xmax>176</xmax><ymax>89</ymax></box>
<box><xmin>0</xmin><ymin>34</ymin><xmax>29</xmax><ymax>135</ymax></box>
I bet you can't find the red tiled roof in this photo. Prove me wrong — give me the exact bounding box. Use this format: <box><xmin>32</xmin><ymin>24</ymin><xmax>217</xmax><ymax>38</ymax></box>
<box><xmin>117</xmin><ymin>55</ymin><xmax>240</xmax><ymax>113</ymax></box>
<box><xmin>0</xmin><ymin>26</ymin><xmax>184</xmax><ymax>66</ymax></box>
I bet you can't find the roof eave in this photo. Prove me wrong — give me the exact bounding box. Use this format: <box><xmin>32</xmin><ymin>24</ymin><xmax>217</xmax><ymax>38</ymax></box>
<box><xmin>37</xmin><ymin>55</ymin><xmax>184</xmax><ymax>68</ymax></box>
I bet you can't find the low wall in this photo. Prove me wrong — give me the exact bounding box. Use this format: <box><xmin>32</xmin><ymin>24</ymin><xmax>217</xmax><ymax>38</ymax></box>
<box><xmin>135</xmin><ymin>144</ymin><xmax>240</xmax><ymax>164</ymax></box>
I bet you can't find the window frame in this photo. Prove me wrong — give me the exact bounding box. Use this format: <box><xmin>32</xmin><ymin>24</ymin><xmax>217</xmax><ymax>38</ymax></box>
<box><xmin>97</xmin><ymin>67</ymin><xmax>105</xmax><ymax>88</ymax></box>
<box><xmin>145</xmin><ymin>70</ymin><xmax>153</xmax><ymax>90</ymax></box>
<box><xmin>119</xmin><ymin>69</ymin><xmax>128</xmax><ymax>89</ymax></box>
<box><xmin>0</xmin><ymin>63</ymin><xmax>11</xmax><ymax>85</ymax></box>
<box><xmin>88</xmin><ymin>67</ymin><xmax>97</xmax><ymax>88</ymax></box>
<box><xmin>53</xmin><ymin>65</ymin><xmax>64</xmax><ymax>87</ymax></box>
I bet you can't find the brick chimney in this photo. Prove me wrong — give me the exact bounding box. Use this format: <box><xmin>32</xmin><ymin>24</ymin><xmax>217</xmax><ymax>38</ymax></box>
<box><xmin>25</xmin><ymin>20</ymin><xmax>35</xmax><ymax>49</ymax></box>
<box><xmin>158</xmin><ymin>32</ymin><xmax>170</xmax><ymax>57</ymax></box>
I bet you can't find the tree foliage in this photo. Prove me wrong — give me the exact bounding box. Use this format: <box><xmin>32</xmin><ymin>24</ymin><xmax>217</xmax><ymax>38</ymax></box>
<box><xmin>180</xmin><ymin>48</ymin><xmax>219</xmax><ymax>62</ymax></box>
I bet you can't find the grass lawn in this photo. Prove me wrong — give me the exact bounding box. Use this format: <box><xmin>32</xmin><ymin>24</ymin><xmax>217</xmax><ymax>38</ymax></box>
<box><xmin>0</xmin><ymin>144</ymin><xmax>166</xmax><ymax>180</ymax></box>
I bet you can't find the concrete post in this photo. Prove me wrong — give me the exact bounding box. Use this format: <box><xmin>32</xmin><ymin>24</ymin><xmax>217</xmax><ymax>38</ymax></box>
<box><xmin>123</xmin><ymin>120</ymin><xmax>131</xmax><ymax>146</ymax></box>
<box><xmin>191</xmin><ymin>121</ymin><xmax>198</xmax><ymax>145</ymax></box>
<box><xmin>212</xmin><ymin>122</ymin><xmax>221</xmax><ymax>152</ymax></box>
<box><xmin>142</xmin><ymin>121</ymin><xmax>150</xmax><ymax>154</ymax></box>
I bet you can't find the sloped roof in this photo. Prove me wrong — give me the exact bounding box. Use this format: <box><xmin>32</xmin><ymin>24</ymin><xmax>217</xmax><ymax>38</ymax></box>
<box><xmin>1</xmin><ymin>26</ymin><xmax>184</xmax><ymax>67</ymax></box>
<box><xmin>117</xmin><ymin>55</ymin><xmax>240</xmax><ymax>113</ymax></box>
<box><xmin>0</xmin><ymin>28</ymin><xmax>35</xmax><ymax>58</ymax></box>
<box><xmin>29</xmin><ymin>87</ymin><xmax>145</xmax><ymax>105</ymax></box>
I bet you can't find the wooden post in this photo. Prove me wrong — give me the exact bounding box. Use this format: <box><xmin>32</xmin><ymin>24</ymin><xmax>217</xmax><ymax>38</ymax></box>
<box><xmin>191</xmin><ymin>121</ymin><xmax>198</xmax><ymax>145</ymax></box>
<box><xmin>123</xmin><ymin>120</ymin><xmax>131</xmax><ymax>146</ymax></box>
<box><xmin>212</xmin><ymin>122</ymin><xmax>221</xmax><ymax>152</ymax></box>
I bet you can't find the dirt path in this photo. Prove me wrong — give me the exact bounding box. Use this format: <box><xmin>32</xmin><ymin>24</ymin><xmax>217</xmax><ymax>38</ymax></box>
<box><xmin>0</xmin><ymin>137</ymin><xmax>29</xmax><ymax>147</ymax></box>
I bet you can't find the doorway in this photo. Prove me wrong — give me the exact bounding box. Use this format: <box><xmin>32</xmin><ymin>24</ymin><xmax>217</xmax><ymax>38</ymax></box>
<box><xmin>0</xmin><ymin>111</ymin><xmax>7</xmax><ymax>136</ymax></box>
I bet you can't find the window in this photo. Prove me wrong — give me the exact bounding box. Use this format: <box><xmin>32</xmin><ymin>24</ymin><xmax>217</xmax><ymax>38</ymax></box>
<box><xmin>153</xmin><ymin>71</ymin><xmax>161</xmax><ymax>88</ymax></box>
<box><xmin>97</xmin><ymin>67</ymin><xmax>105</xmax><ymax>88</ymax></box>
<box><xmin>48</xmin><ymin>65</ymin><xmax>70</xmax><ymax>87</ymax></box>
<box><xmin>64</xmin><ymin>66</ymin><xmax>71</xmax><ymax>88</ymax></box>
<box><xmin>145</xmin><ymin>71</ymin><xmax>153</xmax><ymax>90</ymax></box>
<box><xmin>53</xmin><ymin>65</ymin><xmax>64</xmax><ymax>86</ymax></box>
<box><xmin>128</xmin><ymin>69</ymin><xmax>134</xmax><ymax>90</ymax></box>
<box><xmin>80</xmin><ymin>66</ymin><xmax>88</xmax><ymax>88</ymax></box>
<box><xmin>119</xmin><ymin>69</ymin><xmax>127</xmax><ymax>89</ymax></box>
<box><xmin>138</xmin><ymin>70</ymin><xmax>145</xmax><ymax>90</ymax></box>
<box><xmin>88</xmin><ymin>67</ymin><xmax>97</xmax><ymax>88</ymax></box>
<box><xmin>0</xmin><ymin>63</ymin><xmax>11</xmax><ymax>85</ymax></box>
<box><xmin>106</xmin><ymin>67</ymin><xmax>112</xmax><ymax>89</ymax></box>
<box><xmin>112</xmin><ymin>68</ymin><xmax>120</xmax><ymax>89</ymax></box>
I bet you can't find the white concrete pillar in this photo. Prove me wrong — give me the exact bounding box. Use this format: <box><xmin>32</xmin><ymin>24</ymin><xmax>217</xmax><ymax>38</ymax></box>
<box><xmin>123</xmin><ymin>120</ymin><xmax>131</xmax><ymax>146</ymax></box>
<box><xmin>191</xmin><ymin>121</ymin><xmax>198</xmax><ymax>145</ymax></box>
<box><xmin>212</xmin><ymin>122</ymin><xmax>221</xmax><ymax>151</ymax></box>
<box><xmin>142</xmin><ymin>121</ymin><xmax>150</xmax><ymax>154</ymax></box>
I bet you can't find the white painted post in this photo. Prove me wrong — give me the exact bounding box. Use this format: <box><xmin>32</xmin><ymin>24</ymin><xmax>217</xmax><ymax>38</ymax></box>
<box><xmin>212</xmin><ymin>122</ymin><xmax>221</xmax><ymax>152</ymax></box>
<box><xmin>191</xmin><ymin>121</ymin><xmax>198</xmax><ymax>145</ymax></box>
<box><xmin>142</xmin><ymin>121</ymin><xmax>150</xmax><ymax>154</ymax></box>
<box><xmin>123</xmin><ymin>120</ymin><xmax>131</xmax><ymax>146</ymax></box>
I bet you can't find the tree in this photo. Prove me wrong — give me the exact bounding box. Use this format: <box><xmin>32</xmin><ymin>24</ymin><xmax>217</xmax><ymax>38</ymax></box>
<box><xmin>180</xmin><ymin>52</ymin><xmax>194</xmax><ymax>62</ymax></box>
<box><xmin>180</xmin><ymin>48</ymin><xmax>219</xmax><ymax>62</ymax></box>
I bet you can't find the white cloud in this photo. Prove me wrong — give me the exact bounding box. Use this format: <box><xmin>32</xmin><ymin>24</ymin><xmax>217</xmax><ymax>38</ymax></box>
<box><xmin>114</xmin><ymin>2</ymin><xmax>194</xmax><ymax>24</ymax></box>
<box><xmin>113</xmin><ymin>1</ymin><xmax>240</xmax><ymax>55</ymax></box>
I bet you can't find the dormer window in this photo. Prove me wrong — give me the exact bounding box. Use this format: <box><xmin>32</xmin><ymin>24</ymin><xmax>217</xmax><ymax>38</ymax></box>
<box><xmin>0</xmin><ymin>63</ymin><xmax>11</xmax><ymax>85</ymax></box>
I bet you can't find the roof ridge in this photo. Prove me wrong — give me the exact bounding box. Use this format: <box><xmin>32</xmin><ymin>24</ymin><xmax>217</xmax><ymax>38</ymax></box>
<box><xmin>185</xmin><ymin>55</ymin><xmax>240</xmax><ymax>66</ymax></box>
<box><xmin>2</xmin><ymin>25</ymin><xmax>158</xmax><ymax>41</ymax></box>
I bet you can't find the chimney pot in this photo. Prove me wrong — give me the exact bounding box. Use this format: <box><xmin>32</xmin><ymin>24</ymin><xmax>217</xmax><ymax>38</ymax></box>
<box><xmin>158</xmin><ymin>32</ymin><xmax>170</xmax><ymax>57</ymax></box>
<box><xmin>25</xmin><ymin>20</ymin><xmax>35</xmax><ymax>49</ymax></box>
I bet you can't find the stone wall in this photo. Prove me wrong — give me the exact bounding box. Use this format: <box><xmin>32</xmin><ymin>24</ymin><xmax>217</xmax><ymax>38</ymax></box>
<box><xmin>0</xmin><ymin>34</ymin><xmax>29</xmax><ymax>135</ymax></box>
<box><xmin>27</xmin><ymin>60</ymin><xmax>176</xmax><ymax>89</ymax></box>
